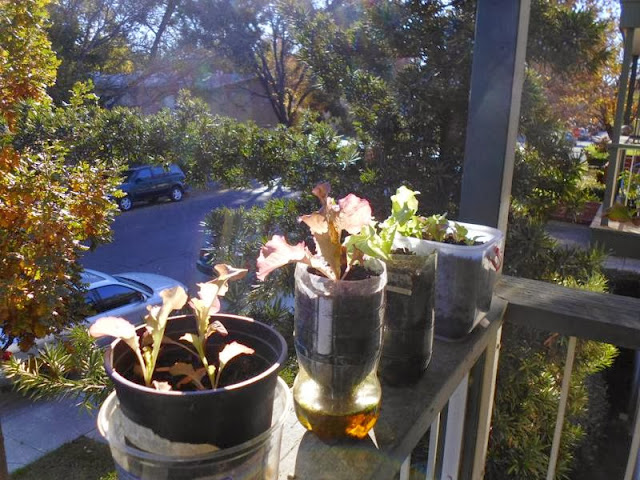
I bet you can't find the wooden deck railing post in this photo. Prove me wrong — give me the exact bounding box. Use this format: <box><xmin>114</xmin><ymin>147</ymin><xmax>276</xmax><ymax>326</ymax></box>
<box><xmin>471</xmin><ymin>325</ymin><xmax>503</xmax><ymax>480</ymax></box>
<box><xmin>441</xmin><ymin>374</ymin><xmax>470</xmax><ymax>480</ymax></box>
<box><xmin>546</xmin><ymin>336</ymin><xmax>577</xmax><ymax>480</ymax></box>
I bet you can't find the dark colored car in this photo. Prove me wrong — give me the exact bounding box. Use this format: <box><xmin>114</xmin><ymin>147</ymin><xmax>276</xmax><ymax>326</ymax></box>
<box><xmin>117</xmin><ymin>164</ymin><xmax>188</xmax><ymax>211</ymax></box>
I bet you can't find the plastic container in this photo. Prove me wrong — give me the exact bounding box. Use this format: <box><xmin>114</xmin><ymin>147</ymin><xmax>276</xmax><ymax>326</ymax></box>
<box><xmin>292</xmin><ymin>259</ymin><xmax>386</xmax><ymax>440</ymax></box>
<box><xmin>394</xmin><ymin>221</ymin><xmax>504</xmax><ymax>340</ymax></box>
<box><xmin>379</xmin><ymin>251</ymin><xmax>436</xmax><ymax>386</ymax></box>
<box><xmin>97</xmin><ymin>377</ymin><xmax>291</xmax><ymax>480</ymax></box>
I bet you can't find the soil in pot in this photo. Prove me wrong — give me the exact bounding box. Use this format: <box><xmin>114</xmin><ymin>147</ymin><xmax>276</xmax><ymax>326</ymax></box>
<box><xmin>434</xmin><ymin>251</ymin><xmax>483</xmax><ymax>340</ymax></box>
<box><xmin>107</xmin><ymin>314</ymin><xmax>287</xmax><ymax>449</ymax></box>
<box><xmin>379</xmin><ymin>251</ymin><xmax>436</xmax><ymax>386</ymax></box>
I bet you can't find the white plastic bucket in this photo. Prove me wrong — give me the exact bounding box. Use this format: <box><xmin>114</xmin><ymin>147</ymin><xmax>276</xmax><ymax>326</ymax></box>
<box><xmin>98</xmin><ymin>377</ymin><xmax>291</xmax><ymax>480</ymax></box>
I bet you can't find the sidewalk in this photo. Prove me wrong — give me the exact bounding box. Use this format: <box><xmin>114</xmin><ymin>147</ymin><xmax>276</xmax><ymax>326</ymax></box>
<box><xmin>1</xmin><ymin>388</ymin><xmax>101</xmax><ymax>473</ymax></box>
<box><xmin>545</xmin><ymin>220</ymin><xmax>640</xmax><ymax>273</ymax></box>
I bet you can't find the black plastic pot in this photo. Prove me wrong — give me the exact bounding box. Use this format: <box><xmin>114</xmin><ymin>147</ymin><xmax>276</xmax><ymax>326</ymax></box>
<box><xmin>105</xmin><ymin>314</ymin><xmax>287</xmax><ymax>448</ymax></box>
<box><xmin>292</xmin><ymin>260</ymin><xmax>387</xmax><ymax>440</ymax></box>
<box><xmin>379</xmin><ymin>251</ymin><xmax>436</xmax><ymax>386</ymax></box>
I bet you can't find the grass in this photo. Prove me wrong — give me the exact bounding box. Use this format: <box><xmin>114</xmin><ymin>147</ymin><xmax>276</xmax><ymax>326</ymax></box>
<box><xmin>11</xmin><ymin>436</ymin><xmax>115</xmax><ymax>480</ymax></box>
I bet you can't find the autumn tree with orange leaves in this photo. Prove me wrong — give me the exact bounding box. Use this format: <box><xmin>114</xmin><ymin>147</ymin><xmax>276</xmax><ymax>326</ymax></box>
<box><xmin>0</xmin><ymin>0</ymin><xmax>120</xmax><ymax>353</ymax></box>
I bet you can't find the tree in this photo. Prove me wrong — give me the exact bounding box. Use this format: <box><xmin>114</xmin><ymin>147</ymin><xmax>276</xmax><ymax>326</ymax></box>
<box><xmin>0</xmin><ymin>0</ymin><xmax>120</xmax><ymax>352</ymax></box>
<box><xmin>0</xmin><ymin>0</ymin><xmax>59</xmax><ymax>129</ymax></box>
<box><xmin>177</xmin><ymin>0</ymin><xmax>315</xmax><ymax>126</ymax></box>
<box><xmin>46</xmin><ymin>0</ymin><xmax>183</xmax><ymax>104</ymax></box>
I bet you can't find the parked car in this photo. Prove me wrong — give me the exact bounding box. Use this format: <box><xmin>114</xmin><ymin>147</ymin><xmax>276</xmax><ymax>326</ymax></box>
<box><xmin>81</xmin><ymin>269</ymin><xmax>187</xmax><ymax>326</ymax></box>
<box><xmin>2</xmin><ymin>269</ymin><xmax>187</xmax><ymax>355</ymax></box>
<box><xmin>117</xmin><ymin>164</ymin><xmax>189</xmax><ymax>211</ymax></box>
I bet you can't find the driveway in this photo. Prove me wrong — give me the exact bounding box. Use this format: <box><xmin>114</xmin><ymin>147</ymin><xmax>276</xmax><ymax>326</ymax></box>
<box><xmin>81</xmin><ymin>184</ymin><xmax>293</xmax><ymax>294</ymax></box>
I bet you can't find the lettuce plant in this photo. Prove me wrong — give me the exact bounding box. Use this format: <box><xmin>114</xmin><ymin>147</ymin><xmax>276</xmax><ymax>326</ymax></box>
<box><xmin>382</xmin><ymin>186</ymin><xmax>475</xmax><ymax>245</ymax></box>
<box><xmin>257</xmin><ymin>182</ymin><xmax>386</xmax><ymax>281</ymax></box>
<box><xmin>89</xmin><ymin>264</ymin><xmax>253</xmax><ymax>391</ymax></box>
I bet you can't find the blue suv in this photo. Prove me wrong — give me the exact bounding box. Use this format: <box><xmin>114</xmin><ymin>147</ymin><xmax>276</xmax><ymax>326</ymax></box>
<box><xmin>118</xmin><ymin>164</ymin><xmax>188</xmax><ymax>211</ymax></box>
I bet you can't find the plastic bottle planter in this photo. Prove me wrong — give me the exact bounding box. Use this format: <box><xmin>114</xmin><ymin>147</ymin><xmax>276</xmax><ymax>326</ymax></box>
<box><xmin>98</xmin><ymin>377</ymin><xmax>291</xmax><ymax>480</ymax></box>
<box><xmin>395</xmin><ymin>222</ymin><xmax>504</xmax><ymax>340</ymax></box>
<box><xmin>104</xmin><ymin>314</ymin><xmax>288</xmax><ymax>449</ymax></box>
<box><xmin>292</xmin><ymin>260</ymin><xmax>387</xmax><ymax>441</ymax></box>
<box><xmin>379</xmin><ymin>251</ymin><xmax>436</xmax><ymax>386</ymax></box>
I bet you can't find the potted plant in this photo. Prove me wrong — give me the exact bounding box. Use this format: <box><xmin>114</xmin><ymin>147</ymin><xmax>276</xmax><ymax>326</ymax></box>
<box><xmin>374</xmin><ymin>186</ymin><xmax>437</xmax><ymax>386</ymax></box>
<box><xmin>257</xmin><ymin>182</ymin><xmax>387</xmax><ymax>441</ymax></box>
<box><xmin>384</xmin><ymin>187</ymin><xmax>504</xmax><ymax>341</ymax></box>
<box><xmin>90</xmin><ymin>264</ymin><xmax>289</xmax><ymax>479</ymax></box>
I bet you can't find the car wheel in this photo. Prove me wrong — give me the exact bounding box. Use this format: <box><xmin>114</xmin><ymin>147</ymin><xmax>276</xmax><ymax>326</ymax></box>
<box><xmin>170</xmin><ymin>186</ymin><xmax>183</xmax><ymax>202</ymax></box>
<box><xmin>119</xmin><ymin>196</ymin><xmax>133</xmax><ymax>211</ymax></box>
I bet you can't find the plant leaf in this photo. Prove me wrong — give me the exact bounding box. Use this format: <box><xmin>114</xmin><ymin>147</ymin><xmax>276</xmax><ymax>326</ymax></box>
<box><xmin>88</xmin><ymin>316</ymin><xmax>136</xmax><ymax>341</ymax></box>
<box><xmin>206</xmin><ymin>320</ymin><xmax>228</xmax><ymax>339</ymax></box>
<box><xmin>335</xmin><ymin>193</ymin><xmax>373</xmax><ymax>234</ymax></box>
<box><xmin>604</xmin><ymin>203</ymin><xmax>636</xmax><ymax>223</ymax></box>
<box><xmin>213</xmin><ymin>264</ymin><xmax>248</xmax><ymax>283</ymax></box>
<box><xmin>344</xmin><ymin>224</ymin><xmax>391</xmax><ymax>260</ymax></box>
<box><xmin>218</xmin><ymin>341</ymin><xmax>255</xmax><ymax>366</ymax></box>
<box><xmin>299</xmin><ymin>211</ymin><xmax>328</xmax><ymax>234</ymax></box>
<box><xmin>168</xmin><ymin>362</ymin><xmax>206</xmax><ymax>390</ymax></box>
<box><xmin>312</xmin><ymin>182</ymin><xmax>331</xmax><ymax>203</ymax></box>
<box><xmin>257</xmin><ymin>235</ymin><xmax>310</xmax><ymax>281</ymax></box>
<box><xmin>152</xmin><ymin>380</ymin><xmax>172</xmax><ymax>391</ymax></box>
<box><xmin>311</xmin><ymin>230</ymin><xmax>341</xmax><ymax>281</ymax></box>
<box><xmin>88</xmin><ymin>317</ymin><xmax>144</xmax><ymax>372</ymax></box>
<box><xmin>390</xmin><ymin>186</ymin><xmax>420</xmax><ymax>225</ymax></box>
<box><xmin>157</xmin><ymin>286</ymin><xmax>188</xmax><ymax>325</ymax></box>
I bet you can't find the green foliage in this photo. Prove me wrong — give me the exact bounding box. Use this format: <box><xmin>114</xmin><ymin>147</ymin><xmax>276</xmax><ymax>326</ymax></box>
<box><xmin>584</xmin><ymin>142</ymin><xmax>609</xmax><ymax>167</ymax></box>
<box><xmin>199</xmin><ymin>198</ymin><xmax>312</xmax><ymax>347</ymax></box>
<box><xmin>512</xmin><ymin>71</ymin><xmax>592</xmax><ymax>221</ymax></box>
<box><xmin>0</xmin><ymin>0</ymin><xmax>59</xmax><ymax>128</ymax></box>
<box><xmin>490</xmin><ymin>216</ymin><xmax>617</xmax><ymax>480</ymax></box>
<box><xmin>488</xmin><ymin>324</ymin><xmax>617</xmax><ymax>480</ymax></box>
<box><xmin>0</xmin><ymin>142</ymin><xmax>120</xmax><ymax>351</ymax></box>
<box><xmin>2</xmin><ymin>326</ymin><xmax>111</xmax><ymax>410</ymax></box>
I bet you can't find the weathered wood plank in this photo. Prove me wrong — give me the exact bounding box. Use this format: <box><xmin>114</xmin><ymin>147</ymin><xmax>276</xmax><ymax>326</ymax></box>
<box><xmin>277</xmin><ymin>299</ymin><xmax>507</xmax><ymax>480</ymax></box>
<box><xmin>496</xmin><ymin>276</ymin><xmax>640</xmax><ymax>349</ymax></box>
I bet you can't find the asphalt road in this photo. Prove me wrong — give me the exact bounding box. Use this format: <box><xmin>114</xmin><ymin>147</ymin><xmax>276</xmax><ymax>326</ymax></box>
<box><xmin>81</xmin><ymin>184</ymin><xmax>293</xmax><ymax>294</ymax></box>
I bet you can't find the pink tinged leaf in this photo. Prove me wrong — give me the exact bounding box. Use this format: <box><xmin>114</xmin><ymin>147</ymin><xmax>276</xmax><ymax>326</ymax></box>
<box><xmin>90</xmin><ymin>316</ymin><xmax>143</xmax><ymax>370</ymax></box>
<box><xmin>158</xmin><ymin>286</ymin><xmax>188</xmax><ymax>319</ymax></box>
<box><xmin>197</xmin><ymin>282</ymin><xmax>220</xmax><ymax>305</ymax></box>
<box><xmin>312</xmin><ymin>182</ymin><xmax>331</xmax><ymax>202</ymax></box>
<box><xmin>179</xmin><ymin>332</ymin><xmax>198</xmax><ymax>345</ymax></box>
<box><xmin>213</xmin><ymin>264</ymin><xmax>248</xmax><ymax>282</ymax></box>
<box><xmin>299</xmin><ymin>211</ymin><xmax>328</xmax><ymax>234</ymax></box>
<box><xmin>206</xmin><ymin>320</ymin><xmax>228</xmax><ymax>338</ymax></box>
<box><xmin>152</xmin><ymin>380</ymin><xmax>173</xmax><ymax>391</ymax></box>
<box><xmin>218</xmin><ymin>341</ymin><xmax>255</xmax><ymax>367</ymax></box>
<box><xmin>257</xmin><ymin>235</ymin><xmax>308</xmax><ymax>281</ymax></box>
<box><xmin>89</xmin><ymin>316</ymin><xmax>137</xmax><ymax>340</ymax></box>
<box><xmin>209</xmin><ymin>296</ymin><xmax>221</xmax><ymax>315</ymax></box>
<box><xmin>168</xmin><ymin>362</ymin><xmax>207</xmax><ymax>390</ymax></box>
<box><xmin>336</xmin><ymin>194</ymin><xmax>373</xmax><ymax>234</ymax></box>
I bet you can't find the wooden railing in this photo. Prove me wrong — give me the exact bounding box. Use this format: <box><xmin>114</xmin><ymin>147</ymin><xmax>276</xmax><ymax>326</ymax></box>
<box><xmin>276</xmin><ymin>276</ymin><xmax>640</xmax><ymax>480</ymax></box>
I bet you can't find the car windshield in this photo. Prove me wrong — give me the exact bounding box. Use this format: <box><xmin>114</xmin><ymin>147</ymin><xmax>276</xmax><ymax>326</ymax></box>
<box><xmin>113</xmin><ymin>276</ymin><xmax>154</xmax><ymax>295</ymax></box>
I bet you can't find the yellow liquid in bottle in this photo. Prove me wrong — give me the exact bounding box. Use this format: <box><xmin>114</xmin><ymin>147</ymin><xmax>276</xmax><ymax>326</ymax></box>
<box><xmin>292</xmin><ymin>369</ymin><xmax>381</xmax><ymax>441</ymax></box>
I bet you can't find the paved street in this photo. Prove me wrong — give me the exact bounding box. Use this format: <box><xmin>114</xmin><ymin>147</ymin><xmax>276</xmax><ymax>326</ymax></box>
<box><xmin>81</xmin><ymin>184</ymin><xmax>293</xmax><ymax>293</ymax></box>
